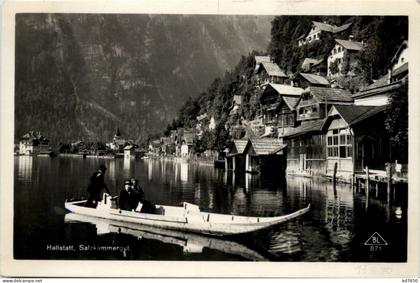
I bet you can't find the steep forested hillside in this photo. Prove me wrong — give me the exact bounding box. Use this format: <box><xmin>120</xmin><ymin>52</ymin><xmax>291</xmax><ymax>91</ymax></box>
<box><xmin>168</xmin><ymin>16</ymin><xmax>408</xmax><ymax>151</ymax></box>
<box><xmin>15</xmin><ymin>14</ymin><xmax>273</xmax><ymax>144</ymax></box>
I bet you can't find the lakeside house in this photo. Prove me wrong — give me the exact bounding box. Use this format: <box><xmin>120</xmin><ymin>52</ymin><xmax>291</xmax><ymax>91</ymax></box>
<box><xmin>353</xmin><ymin>40</ymin><xmax>408</xmax><ymax>106</ymax></box>
<box><xmin>180</xmin><ymin>131</ymin><xmax>195</xmax><ymax>157</ymax></box>
<box><xmin>110</xmin><ymin>127</ymin><xmax>127</xmax><ymax>152</ymax></box>
<box><xmin>297</xmin><ymin>21</ymin><xmax>352</xmax><ymax>47</ymax></box>
<box><xmin>19</xmin><ymin>131</ymin><xmax>50</xmax><ymax>155</ymax></box>
<box><xmin>225</xmin><ymin>139</ymin><xmax>248</xmax><ymax>172</ymax></box>
<box><xmin>243</xmin><ymin>138</ymin><xmax>287</xmax><ymax>174</ymax></box>
<box><xmin>327</xmin><ymin>37</ymin><xmax>365</xmax><ymax>77</ymax></box>
<box><xmin>296</xmin><ymin>86</ymin><xmax>353</xmax><ymax>123</ymax></box>
<box><xmin>322</xmin><ymin>105</ymin><xmax>388</xmax><ymax>180</ymax></box>
<box><xmin>259</xmin><ymin>83</ymin><xmax>304</xmax><ymax>137</ymax></box>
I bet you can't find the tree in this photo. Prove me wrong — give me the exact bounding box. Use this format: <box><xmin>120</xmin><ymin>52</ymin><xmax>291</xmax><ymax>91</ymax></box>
<box><xmin>384</xmin><ymin>82</ymin><xmax>408</xmax><ymax>163</ymax></box>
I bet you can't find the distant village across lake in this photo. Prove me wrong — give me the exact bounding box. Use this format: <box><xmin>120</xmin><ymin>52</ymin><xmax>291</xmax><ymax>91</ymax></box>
<box><xmin>15</xmin><ymin>20</ymin><xmax>408</xmax><ymax>187</ymax></box>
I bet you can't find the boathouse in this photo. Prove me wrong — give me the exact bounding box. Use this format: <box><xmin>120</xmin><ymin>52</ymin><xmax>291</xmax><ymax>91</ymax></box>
<box><xmin>322</xmin><ymin>104</ymin><xmax>389</xmax><ymax>180</ymax></box>
<box><xmin>280</xmin><ymin>119</ymin><xmax>326</xmax><ymax>176</ymax></box>
<box><xmin>124</xmin><ymin>145</ymin><xmax>135</xmax><ymax>159</ymax></box>
<box><xmin>243</xmin><ymin>138</ymin><xmax>287</xmax><ymax>174</ymax></box>
<box><xmin>225</xmin><ymin>139</ymin><xmax>248</xmax><ymax>172</ymax></box>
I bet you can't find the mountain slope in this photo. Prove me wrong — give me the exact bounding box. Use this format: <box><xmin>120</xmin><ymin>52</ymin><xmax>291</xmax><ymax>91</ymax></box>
<box><xmin>15</xmin><ymin>14</ymin><xmax>273</xmax><ymax>144</ymax></box>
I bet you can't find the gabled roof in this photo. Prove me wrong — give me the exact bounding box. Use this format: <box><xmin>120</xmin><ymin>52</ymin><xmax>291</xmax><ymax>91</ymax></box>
<box><xmin>231</xmin><ymin>139</ymin><xmax>248</xmax><ymax>154</ymax></box>
<box><xmin>302</xmin><ymin>86</ymin><xmax>353</xmax><ymax>104</ymax></box>
<box><xmin>391</xmin><ymin>40</ymin><xmax>408</xmax><ymax>63</ymax></box>
<box><xmin>324</xmin><ymin>105</ymin><xmax>386</xmax><ymax>129</ymax></box>
<box><xmin>282</xmin><ymin>96</ymin><xmax>300</xmax><ymax>110</ymax></box>
<box><xmin>302</xmin><ymin>58</ymin><xmax>324</xmax><ymax>69</ymax></box>
<box><xmin>298</xmin><ymin>73</ymin><xmax>330</xmax><ymax>86</ymax></box>
<box><xmin>335</xmin><ymin>39</ymin><xmax>364</xmax><ymax>51</ymax></box>
<box><xmin>257</xmin><ymin>62</ymin><xmax>287</xmax><ymax>77</ymax></box>
<box><xmin>248</xmin><ymin>138</ymin><xmax>287</xmax><ymax>155</ymax></box>
<box><xmin>267</xmin><ymin>83</ymin><xmax>304</xmax><ymax>96</ymax></box>
<box><xmin>255</xmin><ymin>55</ymin><xmax>271</xmax><ymax>65</ymax></box>
<box><xmin>333</xmin><ymin>23</ymin><xmax>352</xmax><ymax>33</ymax></box>
<box><xmin>281</xmin><ymin>119</ymin><xmax>326</xmax><ymax>139</ymax></box>
<box><xmin>353</xmin><ymin>80</ymin><xmax>404</xmax><ymax>99</ymax></box>
<box><xmin>312</xmin><ymin>21</ymin><xmax>336</xmax><ymax>32</ymax></box>
<box><xmin>124</xmin><ymin>145</ymin><xmax>134</xmax><ymax>150</ymax></box>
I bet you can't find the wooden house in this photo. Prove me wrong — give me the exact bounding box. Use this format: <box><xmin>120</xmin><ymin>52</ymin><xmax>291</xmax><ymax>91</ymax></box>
<box><xmin>280</xmin><ymin>119</ymin><xmax>326</xmax><ymax>176</ymax></box>
<box><xmin>297</xmin><ymin>21</ymin><xmax>352</xmax><ymax>47</ymax></box>
<box><xmin>243</xmin><ymin>138</ymin><xmax>287</xmax><ymax>174</ymax></box>
<box><xmin>353</xmin><ymin>40</ymin><xmax>408</xmax><ymax>106</ymax></box>
<box><xmin>301</xmin><ymin>58</ymin><xmax>327</xmax><ymax>76</ymax></box>
<box><xmin>225</xmin><ymin>139</ymin><xmax>248</xmax><ymax>172</ymax></box>
<box><xmin>255</xmin><ymin>62</ymin><xmax>288</xmax><ymax>86</ymax></box>
<box><xmin>260</xmin><ymin>83</ymin><xmax>304</xmax><ymax>137</ymax></box>
<box><xmin>321</xmin><ymin>105</ymin><xmax>388</xmax><ymax>180</ymax></box>
<box><xmin>254</xmin><ymin>55</ymin><xmax>271</xmax><ymax>71</ymax></box>
<box><xmin>327</xmin><ymin>37</ymin><xmax>364</xmax><ymax>77</ymax></box>
<box><xmin>292</xmin><ymin>73</ymin><xmax>330</xmax><ymax>89</ymax></box>
<box><xmin>296</xmin><ymin>86</ymin><xmax>353</xmax><ymax>123</ymax></box>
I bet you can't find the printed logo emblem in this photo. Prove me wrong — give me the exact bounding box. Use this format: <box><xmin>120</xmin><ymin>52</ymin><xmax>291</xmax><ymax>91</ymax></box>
<box><xmin>364</xmin><ymin>232</ymin><xmax>388</xmax><ymax>246</ymax></box>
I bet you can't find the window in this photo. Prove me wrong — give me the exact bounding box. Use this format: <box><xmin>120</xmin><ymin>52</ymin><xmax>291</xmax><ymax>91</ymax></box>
<box><xmin>327</xmin><ymin>128</ymin><xmax>353</xmax><ymax>158</ymax></box>
<box><xmin>401</xmin><ymin>57</ymin><xmax>405</xmax><ymax>63</ymax></box>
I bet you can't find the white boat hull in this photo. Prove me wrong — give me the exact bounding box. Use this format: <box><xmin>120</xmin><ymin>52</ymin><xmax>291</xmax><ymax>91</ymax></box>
<box><xmin>64</xmin><ymin>194</ymin><xmax>310</xmax><ymax>236</ymax></box>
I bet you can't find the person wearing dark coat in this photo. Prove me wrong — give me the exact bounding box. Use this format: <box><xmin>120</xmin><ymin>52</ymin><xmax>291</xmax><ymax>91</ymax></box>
<box><xmin>119</xmin><ymin>180</ymin><xmax>132</xmax><ymax>211</ymax></box>
<box><xmin>86</xmin><ymin>164</ymin><xmax>111</xmax><ymax>208</ymax></box>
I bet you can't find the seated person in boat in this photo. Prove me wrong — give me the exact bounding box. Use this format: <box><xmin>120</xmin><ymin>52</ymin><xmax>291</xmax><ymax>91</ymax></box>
<box><xmin>85</xmin><ymin>164</ymin><xmax>111</xmax><ymax>208</ymax></box>
<box><xmin>119</xmin><ymin>180</ymin><xmax>133</xmax><ymax>211</ymax></box>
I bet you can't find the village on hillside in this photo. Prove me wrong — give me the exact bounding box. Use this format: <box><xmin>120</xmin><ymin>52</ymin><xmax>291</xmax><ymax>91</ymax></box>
<box><xmin>16</xmin><ymin>20</ymin><xmax>408</xmax><ymax>185</ymax></box>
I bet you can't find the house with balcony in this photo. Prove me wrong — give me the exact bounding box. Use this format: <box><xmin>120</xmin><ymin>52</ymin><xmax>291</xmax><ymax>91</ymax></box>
<box><xmin>327</xmin><ymin>37</ymin><xmax>365</xmax><ymax>77</ymax></box>
<box><xmin>297</xmin><ymin>21</ymin><xmax>352</xmax><ymax>47</ymax></box>
<box><xmin>296</xmin><ymin>86</ymin><xmax>353</xmax><ymax>124</ymax></box>
<box><xmin>259</xmin><ymin>83</ymin><xmax>304</xmax><ymax>137</ymax></box>
<box><xmin>301</xmin><ymin>57</ymin><xmax>327</xmax><ymax>76</ymax></box>
<box><xmin>353</xmin><ymin>40</ymin><xmax>408</xmax><ymax>106</ymax></box>
<box><xmin>255</xmin><ymin>62</ymin><xmax>288</xmax><ymax>87</ymax></box>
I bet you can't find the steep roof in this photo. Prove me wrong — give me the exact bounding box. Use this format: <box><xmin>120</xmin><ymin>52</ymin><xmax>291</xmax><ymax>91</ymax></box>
<box><xmin>282</xmin><ymin>96</ymin><xmax>300</xmax><ymax>110</ymax></box>
<box><xmin>268</xmin><ymin>83</ymin><xmax>304</xmax><ymax>96</ymax></box>
<box><xmin>231</xmin><ymin>139</ymin><xmax>248</xmax><ymax>154</ymax></box>
<box><xmin>312</xmin><ymin>21</ymin><xmax>335</xmax><ymax>32</ymax></box>
<box><xmin>325</xmin><ymin>105</ymin><xmax>386</xmax><ymax>128</ymax></box>
<box><xmin>304</xmin><ymin>86</ymin><xmax>353</xmax><ymax>103</ymax></box>
<box><xmin>248</xmin><ymin>138</ymin><xmax>287</xmax><ymax>155</ymax></box>
<box><xmin>255</xmin><ymin>55</ymin><xmax>271</xmax><ymax>65</ymax></box>
<box><xmin>281</xmin><ymin>119</ymin><xmax>326</xmax><ymax>139</ymax></box>
<box><xmin>333</xmin><ymin>22</ymin><xmax>352</xmax><ymax>33</ymax></box>
<box><xmin>335</xmin><ymin>39</ymin><xmax>364</xmax><ymax>51</ymax></box>
<box><xmin>258</xmin><ymin>62</ymin><xmax>288</xmax><ymax>77</ymax></box>
<box><xmin>299</xmin><ymin>73</ymin><xmax>330</xmax><ymax>86</ymax></box>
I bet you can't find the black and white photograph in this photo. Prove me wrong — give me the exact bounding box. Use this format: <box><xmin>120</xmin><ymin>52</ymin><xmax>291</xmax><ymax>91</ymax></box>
<box><xmin>1</xmin><ymin>0</ymin><xmax>419</xmax><ymax>278</ymax></box>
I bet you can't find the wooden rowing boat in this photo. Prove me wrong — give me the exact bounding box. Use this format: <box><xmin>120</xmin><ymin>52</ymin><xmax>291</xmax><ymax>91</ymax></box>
<box><xmin>64</xmin><ymin>193</ymin><xmax>310</xmax><ymax>236</ymax></box>
<box><xmin>65</xmin><ymin>213</ymin><xmax>269</xmax><ymax>261</ymax></box>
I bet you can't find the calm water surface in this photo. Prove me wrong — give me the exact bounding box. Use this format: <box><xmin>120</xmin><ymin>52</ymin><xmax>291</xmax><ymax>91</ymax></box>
<box><xmin>14</xmin><ymin>156</ymin><xmax>407</xmax><ymax>261</ymax></box>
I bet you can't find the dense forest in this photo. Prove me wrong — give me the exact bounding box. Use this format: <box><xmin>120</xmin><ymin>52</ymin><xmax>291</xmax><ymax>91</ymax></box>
<box><xmin>15</xmin><ymin>14</ymin><xmax>273</xmax><ymax>145</ymax></box>
<box><xmin>167</xmin><ymin>16</ymin><xmax>408</xmax><ymax>153</ymax></box>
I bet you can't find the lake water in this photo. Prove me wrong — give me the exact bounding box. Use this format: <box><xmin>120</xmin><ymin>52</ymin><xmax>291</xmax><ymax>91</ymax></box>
<box><xmin>14</xmin><ymin>155</ymin><xmax>407</xmax><ymax>261</ymax></box>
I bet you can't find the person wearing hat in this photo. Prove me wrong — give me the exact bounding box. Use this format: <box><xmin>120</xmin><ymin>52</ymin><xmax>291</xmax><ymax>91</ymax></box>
<box><xmin>119</xmin><ymin>179</ymin><xmax>132</xmax><ymax>211</ymax></box>
<box><xmin>85</xmin><ymin>164</ymin><xmax>111</xmax><ymax>208</ymax></box>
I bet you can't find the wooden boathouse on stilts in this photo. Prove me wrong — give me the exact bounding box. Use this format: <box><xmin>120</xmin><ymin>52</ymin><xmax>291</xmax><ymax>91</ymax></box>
<box><xmin>225</xmin><ymin>139</ymin><xmax>248</xmax><ymax>172</ymax></box>
<box><xmin>243</xmin><ymin>138</ymin><xmax>287</xmax><ymax>174</ymax></box>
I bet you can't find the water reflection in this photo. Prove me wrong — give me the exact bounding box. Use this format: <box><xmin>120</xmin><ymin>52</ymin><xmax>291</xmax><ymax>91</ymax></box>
<box><xmin>14</xmin><ymin>156</ymin><xmax>408</xmax><ymax>261</ymax></box>
<box><xmin>17</xmin><ymin>156</ymin><xmax>33</xmax><ymax>182</ymax></box>
<box><xmin>64</xmin><ymin>213</ymin><xmax>269</xmax><ymax>261</ymax></box>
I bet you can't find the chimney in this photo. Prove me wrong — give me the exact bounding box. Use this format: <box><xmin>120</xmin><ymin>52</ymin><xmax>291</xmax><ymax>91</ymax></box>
<box><xmin>348</xmin><ymin>35</ymin><xmax>354</xmax><ymax>41</ymax></box>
